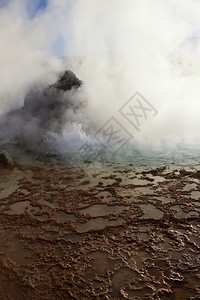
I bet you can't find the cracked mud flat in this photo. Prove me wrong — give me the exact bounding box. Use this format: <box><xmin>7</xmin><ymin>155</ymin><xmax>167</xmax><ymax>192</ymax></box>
<box><xmin>0</xmin><ymin>159</ymin><xmax>200</xmax><ymax>299</ymax></box>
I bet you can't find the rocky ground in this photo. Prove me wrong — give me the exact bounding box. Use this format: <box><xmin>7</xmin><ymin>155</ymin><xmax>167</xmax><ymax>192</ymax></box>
<box><xmin>0</xmin><ymin>156</ymin><xmax>200</xmax><ymax>299</ymax></box>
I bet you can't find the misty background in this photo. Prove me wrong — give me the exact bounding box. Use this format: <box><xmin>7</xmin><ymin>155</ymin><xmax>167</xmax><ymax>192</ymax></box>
<box><xmin>1</xmin><ymin>0</ymin><xmax>200</xmax><ymax>158</ymax></box>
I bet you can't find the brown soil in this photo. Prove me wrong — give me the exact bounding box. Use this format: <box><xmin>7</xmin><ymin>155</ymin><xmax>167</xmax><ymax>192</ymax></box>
<box><xmin>0</xmin><ymin>161</ymin><xmax>200</xmax><ymax>299</ymax></box>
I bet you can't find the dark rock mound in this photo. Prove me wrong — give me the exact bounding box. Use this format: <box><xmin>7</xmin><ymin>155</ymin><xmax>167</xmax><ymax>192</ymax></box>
<box><xmin>51</xmin><ymin>70</ymin><xmax>82</xmax><ymax>91</ymax></box>
<box><xmin>23</xmin><ymin>70</ymin><xmax>83</xmax><ymax>118</ymax></box>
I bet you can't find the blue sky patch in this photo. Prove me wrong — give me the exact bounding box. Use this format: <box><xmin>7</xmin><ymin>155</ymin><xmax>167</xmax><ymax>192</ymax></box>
<box><xmin>28</xmin><ymin>0</ymin><xmax>48</xmax><ymax>18</ymax></box>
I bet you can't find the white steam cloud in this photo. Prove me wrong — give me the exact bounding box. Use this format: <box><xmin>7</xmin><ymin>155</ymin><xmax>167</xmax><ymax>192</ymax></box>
<box><xmin>1</xmin><ymin>0</ymin><xmax>200</xmax><ymax>151</ymax></box>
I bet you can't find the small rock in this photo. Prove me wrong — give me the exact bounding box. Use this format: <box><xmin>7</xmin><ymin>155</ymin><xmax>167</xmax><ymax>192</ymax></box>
<box><xmin>0</xmin><ymin>150</ymin><xmax>15</xmax><ymax>169</ymax></box>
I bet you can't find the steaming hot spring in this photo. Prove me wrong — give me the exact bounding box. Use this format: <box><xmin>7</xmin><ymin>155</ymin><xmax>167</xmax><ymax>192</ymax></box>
<box><xmin>0</xmin><ymin>69</ymin><xmax>88</xmax><ymax>155</ymax></box>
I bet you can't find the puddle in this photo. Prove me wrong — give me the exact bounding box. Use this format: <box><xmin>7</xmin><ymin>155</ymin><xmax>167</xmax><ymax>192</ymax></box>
<box><xmin>191</xmin><ymin>191</ymin><xmax>200</xmax><ymax>200</ymax></box>
<box><xmin>139</xmin><ymin>203</ymin><xmax>164</xmax><ymax>219</ymax></box>
<box><xmin>122</xmin><ymin>177</ymin><xmax>150</xmax><ymax>186</ymax></box>
<box><xmin>0</xmin><ymin>183</ymin><xmax>19</xmax><ymax>199</ymax></box>
<box><xmin>41</xmin><ymin>231</ymin><xmax>58</xmax><ymax>239</ymax></box>
<box><xmin>34</xmin><ymin>214</ymin><xmax>50</xmax><ymax>221</ymax></box>
<box><xmin>75</xmin><ymin>217</ymin><xmax>125</xmax><ymax>233</ymax></box>
<box><xmin>0</xmin><ymin>169</ymin><xmax>24</xmax><ymax>199</ymax></box>
<box><xmin>63</xmin><ymin>234</ymin><xmax>83</xmax><ymax>242</ymax></box>
<box><xmin>143</xmin><ymin>174</ymin><xmax>165</xmax><ymax>184</ymax></box>
<box><xmin>80</xmin><ymin>204</ymin><xmax>128</xmax><ymax>217</ymax></box>
<box><xmin>52</xmin><ymin>210</ymin><xmax>77</xmax><ymax>223</ymax></box>
<box><xmin>133</xmin><ymin>187</ymin><xmax>155</xmax><ymax>195</ymax></box>
<box><xmin>170</xmin><ymin>205</ymin><xmax>199</xmax><ymax>218</ymax></box>
<box><xmin>153</xmin><ymin>175</ymin><xmax>166</xmax><ymax>184</ymax></box>
<box><xmin>154</xmin><ymin>196</ymin><xmax>175</xmax><ymax>204</ymax></box>
<box><xmin>37</xmin><ymin>198</ymin><xmax>59</xmax><ymax>209</ymax></box>
<box><xmin>6</xmin><ymin>201</ymin><xmax>39</xmax><ymax>215</ymax></box>
<box><xmin>191</xmin><ymin>201</ymin><xmax>200</xmax><ymax>207</ymax></box>
<box><xmin>183</xmin><ymin>183</ymin><xmax>197</xmax><ymax>191</ymax></box>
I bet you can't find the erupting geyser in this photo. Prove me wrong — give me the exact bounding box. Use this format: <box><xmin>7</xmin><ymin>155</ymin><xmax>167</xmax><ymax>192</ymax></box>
<box><xmin>0</xmin><ymin>70</ymin><xmax>86</xmax><ymax>153</ymax></box>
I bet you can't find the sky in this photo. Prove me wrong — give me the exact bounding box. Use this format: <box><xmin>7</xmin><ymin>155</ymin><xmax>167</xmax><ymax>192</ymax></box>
<box><xmin>0</xmin><ymin>0</ymin><xmax>68</xmax><ymax>57</ymax></box>
<box><xmin>0</xmin><ymin>0</ymin><xmax>48</xmax><ymax>16</ymax></box>
<box><xmin>28</xmin><ymin>0</ymin><xmax>47</xmax><ymax>18</ymax></box>
<box><xmin>28</xmin><ymin>0</ymin><xmax>66</xmax><ymax>57</ymax></box>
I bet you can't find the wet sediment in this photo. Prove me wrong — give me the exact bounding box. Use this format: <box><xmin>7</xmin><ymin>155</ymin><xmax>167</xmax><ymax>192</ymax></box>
<box><xmin>0</xmin><ymin>162</ymin><xmax>200</xmax><ymax>299</ymax></box>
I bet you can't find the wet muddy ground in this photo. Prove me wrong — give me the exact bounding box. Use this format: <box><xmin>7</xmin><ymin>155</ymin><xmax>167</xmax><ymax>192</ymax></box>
<box><xmin>0</xmin><ymin>160</ymin><xmax>200</xmax><ymax>299</ymax></box>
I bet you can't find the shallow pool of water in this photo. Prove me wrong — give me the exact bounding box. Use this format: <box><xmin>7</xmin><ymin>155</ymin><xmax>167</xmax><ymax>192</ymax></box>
<box><xmin>139</xmin><ymin>203</ymin><xmax>164</xmax><ymax>219</ymax></box>
<box><xmin>80</xmin><ymin>204</ymin><xmax>128</xmax><ymax>217</ymax></box>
